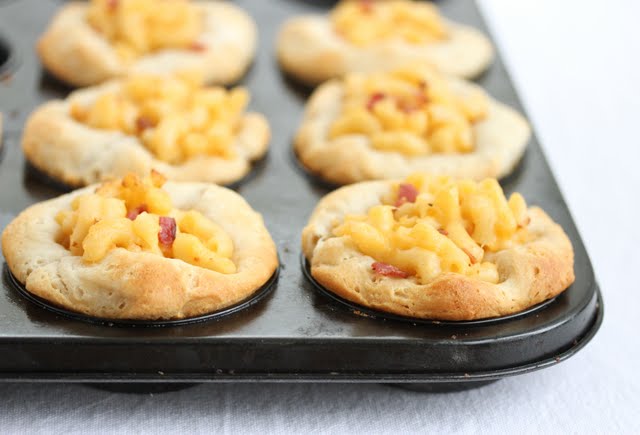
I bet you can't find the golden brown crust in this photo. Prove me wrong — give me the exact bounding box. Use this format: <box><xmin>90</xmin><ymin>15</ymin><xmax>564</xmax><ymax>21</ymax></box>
<box><xmin>38</xmin><ymin>1</ymin><xmax>256</xmax><ymax>87</ymax></box>
<box><xmin>21</xmin><ymin>81</ymin><xmax>270</xmax><ymax>187</ymax></box>
<box><xmin>277</xmin><ymin>16</ymin><xmax>494</xmax><ymax>86</ymax></box>
<box><xmin>302</xmin><ymin>181</ymin><xmax>575</xmax><ymax>321</ymax></box>
<box><xmin>1</xmin><ymin>182</ymin><xmax>279</xmax><ymax>320</ymax></box>
<box><xmin>294</xmin><ymin>78</ymin><xmax>530</xmax><ymax>185</ymax></box>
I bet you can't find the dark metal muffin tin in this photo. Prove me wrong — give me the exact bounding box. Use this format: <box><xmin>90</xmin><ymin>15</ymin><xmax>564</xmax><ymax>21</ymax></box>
<box><xmin>0</xmin><ymin>0</ymin><xmax>602</xmax><ymax>388</ymax></box>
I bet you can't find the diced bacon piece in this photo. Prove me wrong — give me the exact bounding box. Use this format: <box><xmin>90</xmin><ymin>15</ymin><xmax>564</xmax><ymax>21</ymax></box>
<box><xmin>518</xmin><ymin>215</ymin><xmax>531</xmax><ymax>228</ymax></box>
<box><xmin>395</xmin><ymin>183</ymin><xmax>419</xmax><ymax>207</ymax></box>
<box><xmin>158</xmin><ymin>216</ymin><xmax>177</xmax><ymax>246</ymax></box>
<box><xmin>372</xmin><ymin>262</ymin><xmax>410</xmax><ymax>278</ymax></box>
<box><xmin>189</xmin><ymin>42</ymin><xmax>207</xmax><ymax>52</ymax></box>
<box><xmin>438</xmin><ymin>228</ymin><xmax>449</xmax><ymax>236</ymax></box>
<box><xmin>366</xmin><ymin>92</ymin><xmax>386</xmax><ymax>111</ymax></box>
<box><xmin>107</xmin><ymin>0</ymin><xmax>118</xmax><ymax>12</ymax></box>
<box><xmin>126</xmin><ymin>204</ymin><xmax>148</xmax><ymax>220</ymax></box>
<box><xmin>359</xmin><ymin>0</ymin><xmax>374</xmax><ymax>13</ymax></box>
<box><xmin>136</xmin><ymin>116</ymin><xmax>154</xmax><ymax>132</ymax></box>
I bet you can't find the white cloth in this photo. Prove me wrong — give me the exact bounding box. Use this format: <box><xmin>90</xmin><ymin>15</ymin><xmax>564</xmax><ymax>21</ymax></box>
<box><xmin>1</xmin><ymin>0</ymin><xmax>639</xmax><ymax>433</ymax></box>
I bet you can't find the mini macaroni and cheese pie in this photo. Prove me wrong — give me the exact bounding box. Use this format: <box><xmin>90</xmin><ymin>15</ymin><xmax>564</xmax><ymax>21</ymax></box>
<box><xmin>302</xmin><ymin>174</ymin><xmax>575</xmax><ymax>320</ymax></box>
<box><xmin>295</xmin><ymin>65</ymin><xmax>530</xmax><ymax>185</ymax></box>
<box><xmin>22</xmin><ymin>72</ymin><xmax>270</xmax><ymax>187</ymax></box>
<box><xmin>38</xmin><ymin>0</ymin><xmax>257</xmax><ymax>87</ymax></box>
<box><xmin>277</xmin><ymin>0</ymin><xmax>494</xmax><ymax>85</ymax></box>
<box><xmin>1</xmin><ymin>172</ymin><xmax>279</xmax><ymax>320</ymax></box>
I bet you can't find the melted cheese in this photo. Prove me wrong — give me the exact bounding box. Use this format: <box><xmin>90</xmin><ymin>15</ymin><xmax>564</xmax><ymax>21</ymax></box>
<box><xmin>332</xmin><ymin>0</ymin><xmax>448</xmax><ymax>46</ymax></box>
<box><xmin>328</xmin><ymin>66</ymin><xmax>488</xmax><ymax>155</ymax></box>
<box><xmin>87</xmin><ymin>0</ymin><xmax>202</xmax><ymax>62</ymax></box>
<box><xmin>71</xmin><ymin>73</ymin><xmax>249</xmax><ymax>164</ymax></box>
<box><xmin>333</xmin><ymin>174</ymin><xmax>530</xmax><ymax>284</ymax></box>
<box><xmin>56</xmin><ymin>172</ymin><xmax>236</xmax><ymax>274</ymax></box>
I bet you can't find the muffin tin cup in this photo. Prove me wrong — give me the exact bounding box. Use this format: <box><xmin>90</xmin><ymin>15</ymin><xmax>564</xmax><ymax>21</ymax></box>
<box><xmin>4</xmin><ymin>263</ymin><xmax>279</xmax><ymax>328</ymax></box>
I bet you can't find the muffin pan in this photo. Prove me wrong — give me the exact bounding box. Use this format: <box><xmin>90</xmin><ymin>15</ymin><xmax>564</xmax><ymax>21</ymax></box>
<box><xmin>0</xmin><ymin>0</ymin><xmax>602</xmax><ymax>388</ymax></box>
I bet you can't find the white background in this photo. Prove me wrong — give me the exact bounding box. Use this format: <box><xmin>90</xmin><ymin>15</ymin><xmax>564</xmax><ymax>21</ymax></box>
<box><xmin>1</xmin><ymin>0</ymin><xmax>639</xmax><ymax>433</ymax></box>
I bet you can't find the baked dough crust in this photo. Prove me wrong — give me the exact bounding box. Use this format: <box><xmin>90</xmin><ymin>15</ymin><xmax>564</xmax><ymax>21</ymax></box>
<box><xmin>22</xmin><ymin>81</ymin><xmax>270</xmax><ymax>187</ymax></box>
<box><xmin>38</xmin><ymin>1</ymin><xmax>256</xmax><ymax>87</ymax></box>
<box><xmin>277</xmin><ymin>15</ymin><xmax>494</xmax><ymax>86</ymax></box>
<box><xmin>302</xmin><ymin>181</ymin><xmax>575</xmax><ymax>321</ymax></box>
<box><xmin>2</xmin><ymin>182</ymin><xmax>279</xmax><ymax>320</ymax></box>
<box><xmin>295</xmin><ymin>78</ymin><xmax>530</xmax><ymax>185</ymax></box>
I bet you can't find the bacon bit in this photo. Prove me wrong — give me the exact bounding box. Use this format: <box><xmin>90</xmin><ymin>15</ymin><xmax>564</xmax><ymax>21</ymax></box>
<box><xmin>0</xmin><ymin>73</ymin><xmax>13</xmax><ymax>85</ymax></box>
<box><xmin>520</xmin><ymin>216</ymin><xmax>531</xmax><ymax>228</ymax></box>
<box><xmin>462</xmin><ymin>248</ymin><xmax>477</xmax><ymax>265</ymax></box>
<box><xmin>107</xmin><ymin>0</ymin><xmax>118</xmax><ymax>12</ymax></box>
<box><xmin>158</xmin><ymin>216</ymin><xmax>177</xmax><ymax>246</ymax></box>
<box><xmin>366</xmin><ymin>92</ymin><xmax>386</xmax><ymax>111</ymax></box>
<box><xmin>189</xmin><ymin>42</ymin><xmax>207</xmax><ymax>52</ymax></box>
<box><xmin>438</xmin><ymin>228</ymin><xmax>449</xmax><ymax>236</ymax></box>
<box><xmin>136</xmin><ymin>116</ymin><xmax>155</xmax><ymax>132</ymax></box>
<box><xmin>395</xmin><ymin>183</ymin><xmax>418</xmax><ymax>207</ymax></box>
<box><xmin>415</xmin><ymin>91</ymin><xmax>429</xmax><ymax>106</ymax></box>
<box><xmin>372</xmin><ymin>262</ymin><xmax>410</xmax><ymax>278</ymax></box>
<box><xmin>126</xmin><ymin>204</ymin><xmax>148</xmax><ymax>220</ymax></box>
<box><xmin>359</xmin><ymin>0</ymin><xmax>374</xmax><ymax>13</ymax></box>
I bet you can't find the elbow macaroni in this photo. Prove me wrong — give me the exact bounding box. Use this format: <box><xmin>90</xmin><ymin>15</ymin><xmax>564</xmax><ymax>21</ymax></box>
<box><xmin>71</xmin><ymin>73</ymin><xmax>249</xmax><ymax>164</ymax></box>
<box><xmin>87</xmin><ymin>0</ymin><xmax>202</xmax><ymax>62</ymax></box>
<box><xmin>332</xmin><ymin>174</ymin><xmax>530</xmax><ymax>284</ymax></box>
<box><xmin>56</xmin><ymin>172</ymin><xmax>237</xmax><ymax>274</ymax></box>
<box><xmin>328</xmin><ymin>66</ymin><xmax>488</xmax><ymax>156</ymax></box>
<box><xmin>331</xmin><ymin>0</ymin><xmax>448</xmax><ymax>47</ymax></box>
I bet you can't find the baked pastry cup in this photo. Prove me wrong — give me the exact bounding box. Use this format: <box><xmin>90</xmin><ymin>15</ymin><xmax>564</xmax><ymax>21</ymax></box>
<box><xmin>302</xmin><ymin>174</ymin><xmax>575</xmax><ymax>321</ymax></box>
<box><xmin>1</xmin><ymin>172</ymin><xmax>278</xmax><ymax>320</ymax></box>
<box><xmin>277</xmin><ymin>0</ymin><xmax>494</xmax><ymax>86</ymax></box>
<box><xmin>22</xmin><ymin>72</ymin><xmax>270</xmax><ymax>187</ymax></box>
<box><xmin>294</xmin><ymin>65</ymin><xmax>530</xmax><ymax>185</ymax></box>
<box><xmin>38</xmin><ymin>0</ymin><xmax>257</xmax><ymax>87</ymax></box>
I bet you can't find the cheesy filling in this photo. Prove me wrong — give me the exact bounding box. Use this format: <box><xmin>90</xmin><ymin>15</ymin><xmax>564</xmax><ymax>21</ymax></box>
<box><xmin>71</xmin><ymin>73</ymin><xmax>249</xmax><ymax>164</ymax></box>
<box><xmin>56</xmin><ymin>172</ymin><xmax>236</xmax><ymax>274</ymax></box>
<box><xmin>333</xmin><ymin>174</ymin><xmax>530</xmax><ymax>284</ymax></box>
<box><xmin>331</xmin><ymin>0</ymin><xmax>448</xmax><ymax>47</ymax></box>
<box><xmin>87</xmin><ymin>0</ymin><xmax>203</xmax><ymax>62</ymax></box>
<box><xmin>328</xmin><ymin>66</ymin><xmax>488</xmax><ymax>155</ymax></box>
